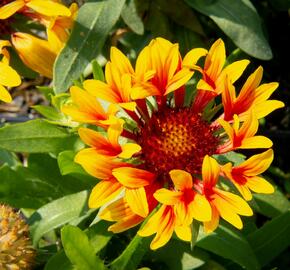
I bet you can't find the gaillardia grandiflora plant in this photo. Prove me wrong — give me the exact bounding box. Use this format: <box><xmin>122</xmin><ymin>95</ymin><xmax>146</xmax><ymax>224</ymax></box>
<box><xmin>62</xmin><ymin>38</ymin><xmax>284</xmax><ymax>250</ymax></box>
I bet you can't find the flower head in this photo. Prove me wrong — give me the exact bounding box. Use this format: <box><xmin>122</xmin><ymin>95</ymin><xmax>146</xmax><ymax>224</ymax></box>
<box><xmin>63</xmin><ymin>38</ymin><xmax>283</xmax><ymax>249</ymax></box>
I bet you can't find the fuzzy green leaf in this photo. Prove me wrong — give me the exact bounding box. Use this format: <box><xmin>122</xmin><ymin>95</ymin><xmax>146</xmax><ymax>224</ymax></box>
<box><xmin>53</xmin><ymin>0</ymin><xmax>125</xmax><ymax>93</ymax></box>
<box><xmin>0</xmin><ymin>119</ymin><xmax>78</xmax><ymax>153</ymax></box>
<box><xmin>29</xmin><ymin>190</ymin><xmax>90</xmax><ymax>246</ymax></box>
<box><xmin>61</xmin><ymin>225</ymin><xmax>106</xmax><ymax>270</ymax></box>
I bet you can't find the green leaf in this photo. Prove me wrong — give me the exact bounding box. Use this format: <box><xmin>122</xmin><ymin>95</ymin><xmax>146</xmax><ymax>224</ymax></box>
<box><xmin>57</xmin><ymin>150</ymin><xmax>96</xmax><ymax>185</ymax></box>
<box><xmin>110</xmin><ymin>234</ymin><xmax>150</xmax><ymax>270</ymax></box>
<box><xmin>28</xmin><ymin>190</ymin><xmax>90</xmax><ymax>246</ymax></box>
<box><xmin>121</xmin><ymin>0</ymin><xmax>144</xmax><ymax>35</ymax></box>
<box><xmin>252</xmin><ymin>188</ymin><xmax>290</xmax><ymax>218</ymax></box>
<box><xmin>191</xmin><ymin>220</ymin><xmax>200</xmax><ymax>250</ymax></box>
<box><xmin>197</xmin><ymin>224</ymin><xmax>260</xmax><ymax>270</ymax></box>
<box><xmin>53</xmin><ymin>0</ymin><xmax>126</xmax><ymax>93</ymax></box>
<box><xmin>247</xmin><ymin>211</ymin><xmax>290</xmax><ymax>266</ymax></box>
<box><xmin>86</xmin><ymin>221</ymin><xmax>113</xmax><ymax>254</ymax></box>
<box><xmin>145</xmin><ymin>240</ymin><xmax>209</xmax><ymax>270</ymax></box>
<box><xmin>0</xmin><ymin>165</ymin><xmax>55</xmax><ymax>209</ymax></box>
<box><xmin>0</xmin><ymin>119</ymin><xmax>78</xmax><ymax>154</ymax></box>
<box><xmin>173</xmin><ymin>24</ymin><xmax>205</xmax><ymax>56</ymax></box>
<box><xmin>29</xmin><ymin>153</ymin><xmax>95</xmax><ymax>193</ymax></box>
<box><xmin>44</xmin><ymin>250</ymin><xmax>74</xmax><ymax>270</ymax></box>
<box><xmin>155</xmin><ymin>0</ymin><xmax>205</xmax><ymax>36</ymax></box>
<box><xmin>32</xmin><ymin>105</ymin><xmax>64</xmax><ymax>121</ymax></box>
<box><xmin>91</xmin><ymin>59</ymin><xmax>105</xmax><ymax>81</ymax></box>
<box><xmin>214</xmin><ymin>151</ymin><xmax>246</xmax><ymax>166</ymax></box>
<box><xmin>0</xmin><ymin>148</ymin><xmax>20</xmax><ymax>166</ymax></box>
<box><xmin>186</xmin><ymin>0</ymin><xmax>273</xmax><ymax>60</ymax></box>
<box><xmin>61</xmin><ymin>225</ymin><xmax>106</xmax><ymax>270</ymax></box>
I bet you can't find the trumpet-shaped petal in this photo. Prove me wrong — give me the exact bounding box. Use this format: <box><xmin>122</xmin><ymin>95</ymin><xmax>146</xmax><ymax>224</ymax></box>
<box><xmin>217</xmin><ymin>114</ymin><xmax>273</xmax><ymax>153</ymax></box>
<box><xmin>222</xmin><ymin>149</ymin><xmax>274</xmax><ymax>200</ymax></box>
<box><xmin>11</xmin><ymin>32</ymin><xmax>56</xmax><ymax>78</ymax></box>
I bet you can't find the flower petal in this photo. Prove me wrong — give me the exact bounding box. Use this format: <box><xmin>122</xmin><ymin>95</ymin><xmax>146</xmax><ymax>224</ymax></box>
<box><xmin>175</xmin><ymin>225</ymin><xmax>191</xmax><ymax>242</ymax></box>
<box><xmin>154</xmin><ymin>188</ymin><xmax>183</xmax><ymax>205</ymax></box>
<box><xmin>119</xmin><ymin>143</ymin><xmax>141</xmax><ymax>159</ymax></box>
<box><xmin>183</xmin><ymin>48</ymin><xmax>208</xmax><ymax>67</ymax></box>
<box><xmin>26</xmin><ymin>0</ymin><xmax>71</xmax><ymax>17</ymax></box>
<box><xmin>138</xmin><ymin>205</ymin><xmax>167</xmax><ymax>237</ymax></box>
<box><xmin>150</xmin><ymin>206</ymin><xmax>175</xmax><ymax>250</ymax></box>
<box><xmin>169</xmin><ymin>170</ymin><xmax>193</xmax><ymax>190</ymax></box>
<box><xmin>112</xmin><ymin>167</ymin><xmax>155</xmax><ymax>188</ymax></box>
<box><xmin>75</xmin><ymin>148</ymin><xmax>119</xmax><ymax>179</ymax></box>
<box><xmin>240</xmin><ymin>136</ymin><xmax>273</xmax><ymax>149</ymax></box>
<box><xmin>125</xmin><ymin>187</ymin><xmax>149</xmax><ymax>217</ymax></box>
<box><xmin>234</xmin><ymin>149</ymin><xmax>273</xmax><ymax>176</ymax></box>
<box><xmin>203</xmin><ymin>205</ymin><xmax>220</xmax><ymax>233</ymax></box>
<box><xmin>78</xmin><ymin>128</ymin><xmax>120</xmax><ymax>156</ymax></box>
<box><xmin>110</xmin><ymin>47</ymin><xmax>134</xmax><ymax>75</ymax></box>
<box><xmin>88</xmin><ymin>180</ymin><xmax>123</xmax><ymax>208</ymax></box>
<box><xmin>83</xmin><ymin>79</ymin><xmax>120</xmax><ymax>104</ymax></box>
<box><xmin>246</xmin><ymin>176</ymin><xmax>274</xmax><ymax>194</ymax></box>
<box><xmin>214</xmin><ymin>189</ymin><xmax>253</xmax><ymax>216</ymax></box>
<box><xmin>0</xmin><ymin>84</ymin><xmax>12</xmax><ymax>103</ymax></box>
<box><xmin>108</xmin><ymin>214</ymin><xmax>143</xmax><ymax>233</ymax></box>
<box><xmin>0</xmin><ymin>62</ymin><xmax>21</xmax><ymax>87</ymax></box>
<box><xmin>190</xmin><ymin>194</ymin><xmax>212</xmax><ymax>222</ymax></box>
<box><xmin>202</xmin><ymin>156</ymin><xmax>220</xmax><ymax>188</ymax></box>
<box><xmin>204</xmin><ymin>39</ymin><xmax>225</xmax><ymax>81</ymax></box>
<box><xmin>213</xmin><ymin>196</ymin><xmax>243</xmax><ymax>229</ymax></box>
<box><xmin>11</xmin><ymin>32</ymin><xmax>56</xmax><ymax>78</ymax></box>
<box><xmin>0</xmin><ymin>0</ymin><xmax>24</xmax><ymax>19</ymax></box>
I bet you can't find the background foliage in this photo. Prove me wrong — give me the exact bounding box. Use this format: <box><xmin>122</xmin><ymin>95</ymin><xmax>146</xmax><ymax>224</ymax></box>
<box><xmin>1</xmin><ymin>0</ymin><xmax>290</xmax><ymax>269</ymax></box>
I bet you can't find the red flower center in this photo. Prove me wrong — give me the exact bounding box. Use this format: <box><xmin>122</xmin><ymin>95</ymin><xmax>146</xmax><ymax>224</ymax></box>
<box><xmin>137</xmin><ymin>107</ymin><xmax>219</xmax><ymax>179</ymax></box>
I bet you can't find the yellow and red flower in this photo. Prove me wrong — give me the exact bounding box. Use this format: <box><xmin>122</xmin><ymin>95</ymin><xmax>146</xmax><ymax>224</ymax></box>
<box><xmin>62</xmin><ymin>37</ymin><xmax>283</xmax><ymax>249</ymax></box>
